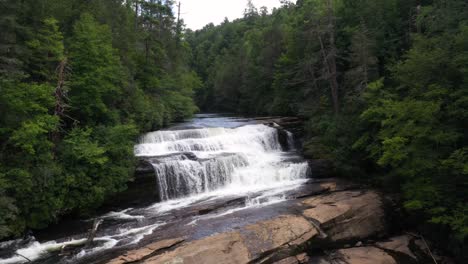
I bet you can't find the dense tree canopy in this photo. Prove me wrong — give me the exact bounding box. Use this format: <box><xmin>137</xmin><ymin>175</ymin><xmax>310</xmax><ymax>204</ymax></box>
<box><xmin>0</xmin><ymin>0</ymin><xmax>199</xmax><ymax>238</ymax></box>
<box><xmin>0</xmin><ymin>0</ymin><xmax>466</xmax><ymax>261</ymax></box>
<box><xmin>187</xmin><ymin>0</ymin><xmax>467</xmax><ymax>260</ymax></box>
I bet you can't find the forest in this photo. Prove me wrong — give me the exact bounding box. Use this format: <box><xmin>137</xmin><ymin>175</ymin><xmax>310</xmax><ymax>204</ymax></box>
<box><xmin>0</xmin><ymin>0</ymin><xmax>200</xmax><ymax>238</ymax></box>
<box><xmin>0</xmin><ymin>0</ymin><xmax>467</xmax><ymax>261</ymax></box>
<box><xmin>188</xmin><ymin>0</ymin><xmax>467</xmax><ymax>258</ymax></box>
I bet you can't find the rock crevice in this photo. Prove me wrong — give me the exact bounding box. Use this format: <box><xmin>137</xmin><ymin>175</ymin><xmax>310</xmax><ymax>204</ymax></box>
<box><xmin>106</xmin><ymin>181</ymin><xmax>433</xmax><ymax>264</ymax></box>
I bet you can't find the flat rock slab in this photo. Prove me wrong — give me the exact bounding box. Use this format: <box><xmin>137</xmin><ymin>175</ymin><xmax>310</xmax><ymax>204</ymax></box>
<box><xmin>302</xmin><ymin>190</ymin><xmax>386</xmax><ymax>242</ymax></box>
<box><xmin>279</xmin><ymin>234</ymin><xmax>432</xmax><ymax>264</ymax></box>
<box><xmin>137</xmin><ymin>215</ymin><xmax>317</xmax><ymax>263</ymax></box>
<box><xmin>144</xmin><ymin>232</ymin><xmax>250</xmax><ymax>264</ymax></box>
<box><xmin>241</xmin><ymin>215</ymin><xmax>318</xmax><ymax>257</ymax></box>
<box><xmin>308</xmin><ymin>246</ymin><xmax>408</xmax><ymax>264</ymax></box>
<box><xmin>273</xmin><ymin>253</ymin><xmax>310</xmax><ymax>264</ymax></box>
<box><xmin>103</xmin><ymin>184</ymin><xmax>435</xmax><ymax>264</ymax></box>
<box><xmin>376</xmin><ymin>235</ymin><xmax>417</xmax><ymax>259</ymax></box>
<box><xmin>108</xmin><ymin>238</ymin><xmax>185</xmax><ymax>264</ymax></box>
<box><xmin>105</xmin><ymin>182</ymin><xmax>392</xmax><ymax>264</ymax></box>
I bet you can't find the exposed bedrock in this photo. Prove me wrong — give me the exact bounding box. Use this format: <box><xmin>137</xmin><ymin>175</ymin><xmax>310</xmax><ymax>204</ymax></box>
<box><xmin>110</xmin><ymin>120</ymin><xmax>430</xmax><ymax>264</ymax></box>
<box><xmin>255</xmin><ymin>117</ymin><xmax>335</xmax><ymax>178</ymax></box>
<box><xmin>257</xmin><ymin>117</ymin><xmax>304</xmax><ymax>151</ymax></box>
<box><xmin>106</xmin><ymin>180</ymin><xmax>432</xmax><ymax>264</ymax></box>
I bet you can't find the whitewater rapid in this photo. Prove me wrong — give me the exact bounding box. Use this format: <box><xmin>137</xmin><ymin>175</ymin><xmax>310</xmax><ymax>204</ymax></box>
<box><xmin>0</xmin><ymin>115</ymin><xmax>310</xmax><ymax>264</ymax></box>
<box><xmin>134</xmin><ymin>123</ymin><xmax>309</xmax><ymax>200</ymax></box>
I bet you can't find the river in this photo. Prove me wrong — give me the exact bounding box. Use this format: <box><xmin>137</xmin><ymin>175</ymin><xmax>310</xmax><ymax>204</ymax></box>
<box><xmin>0</xmin><ymin>114</ymin><xmax>312</xmax><ymax>264</ymax></box>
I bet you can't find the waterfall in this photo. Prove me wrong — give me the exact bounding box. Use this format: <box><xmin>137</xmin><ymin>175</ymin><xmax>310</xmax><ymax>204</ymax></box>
<box><xmin>0</xmin><ymin>117</ymin><xmax>311</xmax><ymax>264</ymax></box>
<box><xmin>135</xmin><ymin>124</ymin><xmax>310</xmax><ymax>201</ymax></box>
<box><xmin>152</xmin><ymin>154</ymin><xmax>249</xmax><ymax>200</ymax></box>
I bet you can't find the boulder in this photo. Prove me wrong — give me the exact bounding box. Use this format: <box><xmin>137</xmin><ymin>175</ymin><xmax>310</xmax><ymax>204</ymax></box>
<box><xmin>257</xmin><ymin>116</ymin><xmax>305</xmax><ymax>141</ymax></box>
<box><xmin>335</xmin><ymin>246</ymin><xmax>397</xmax><ymax>264</ymax></box>
<box><xmin>308</xmin><ymin>247</ymin><xmax>397</xmax><ymax>264</ymax></box>
<box><xmin>376</xmin><ymin>235</ymin><xmax>417</xmax><ymax>260</ymax></box>
<box><xmin>302</xmin><ymin>190</ymin><xmax>386</xmax><ymax>242</ymax></box>
<box><xmin>289</xmin><ymin>234</ymin><xmax>435</xmax><ymax>264</ymax></box>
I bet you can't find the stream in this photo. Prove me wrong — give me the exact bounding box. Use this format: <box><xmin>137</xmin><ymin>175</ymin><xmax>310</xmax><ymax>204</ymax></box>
<box><xmin>0</xmin><ymin>114</ymin><xmax>312</xmax><ymax>264</ymax></box>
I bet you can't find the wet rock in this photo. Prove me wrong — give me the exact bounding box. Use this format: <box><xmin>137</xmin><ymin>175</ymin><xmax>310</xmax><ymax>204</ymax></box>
<box><xmin>135</xmin><ymin>159</ymin><xmax>155</xmax><ymax>174</ymax></box>
<box><xmin>136</xmin><ymin>152</ymin><xmax>199</xmax><ymax>175</ymax></box>
<box><xmin>258</xmin><ymin>117</ymin><xmax>305</xmax><ymax>140</ymax></box>
<box><xmin>277</xmin><ymin>127</ymin><xmax>293</xmax><ymax>151</ymax></box>
<box><xmin>192</xmin><ymin>197</ymin><xmax>246</xmax><ymax>216</ymax></box>
<box><xmin>108</xmin><ymin>189</ymin><xmax>388</xmax><ymax>264</ymax></box>
<box><xmin>103</xmin><ymin>179</ymin><xmax>441</xmax><ymax>264</ymax></box>
<box><xmin>107</xmin><ymin>237</ymin><xmax>185</xmax><ymax>264</ymax></box>
<box><xmin>255</xmin><ymin>117</ymin><xmax>303</xmax><ymax>128</ymax></box>
<box><xmin>141</xmin><ymin>215</ymin><xmax>318</xmax><ymax>264</ymax></box>
<box><xmin>141</xmin><ymin>152</ymin><xmax>198</xmax><ymax>164</ymax></box>
<box><xmin>293</xmin><ymin>178</ymin><xmax>357</xmax><ymax>199</ymax></box>
<box><xmin>376</xmin><ymin>235</ymin><xmax>417</xmax><ymax>260</ymax></box>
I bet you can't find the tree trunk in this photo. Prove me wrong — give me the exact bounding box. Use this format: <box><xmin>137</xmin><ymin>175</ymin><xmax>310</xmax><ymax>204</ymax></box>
<box><xmin>86</xmin><ymin>219</ymin><xmax>103</xmax><ymax>247</ymax></box>
<box><xmin>54</xmin><ymin>58</ymin><xmax>68</xmax><ymax>119</ymax></box>
<box><xmin>50</xmin><ymin>57</ymin><xmax>69</xmax><ymax>149</ymax></box>
<box><xmin>317</xmin><ymin>33</ymin><xmax>339</xmax><ymax>115</ymax></box>
<box><xmin>327</xmin><ymin>0</ymin><xmax>339</xmax><ymax>115</ymax></box>
<box><xmin>176</xmin><ymin>1</ymin><xmax>181</xmax><ymax>47</ymax></box>
<box><xmin>135</xmin><ymin>0</ymin><xmax>139</xmax><ymax>30</ymax></box>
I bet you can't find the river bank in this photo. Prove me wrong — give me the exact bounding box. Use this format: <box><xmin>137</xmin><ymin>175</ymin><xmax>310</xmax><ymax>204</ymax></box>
<box><xmin>0</xmin><ymin>114</ymin><xmax>309</xmax><ymax>263</ymax></box>
<box><xmin>0</xmin><ymin>114</ymin><xmax>453</xmax><ymax>264</ymax></box>
<box><xmin>105</xmin><ymin>178</ymin><xmax>436</xmax><ymax>264</ymax></box>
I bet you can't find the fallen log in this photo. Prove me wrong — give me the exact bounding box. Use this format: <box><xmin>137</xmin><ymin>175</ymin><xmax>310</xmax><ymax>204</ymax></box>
<box><xmin>86</xmin><ymin>219</ymin><xmax>103</xmax><ymax>247</ymax></box>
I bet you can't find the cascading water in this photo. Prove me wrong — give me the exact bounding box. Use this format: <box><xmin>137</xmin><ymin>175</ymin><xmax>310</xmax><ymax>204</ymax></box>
<box><xmin>0</xmin><ymin>115</ymin><xmax>311</xmax><ymax>264</ymax></box>
<box><xmin>134</xmin><ymin>123</ymin><xmax>310</xmax><ymax>201</ymax></box>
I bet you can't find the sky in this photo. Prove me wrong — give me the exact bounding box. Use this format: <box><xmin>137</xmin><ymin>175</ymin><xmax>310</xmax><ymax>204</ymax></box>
<box><xmin>179</xmin><ymin>0</ymin><xmax>283</xmax><ymax>30</ymax></box>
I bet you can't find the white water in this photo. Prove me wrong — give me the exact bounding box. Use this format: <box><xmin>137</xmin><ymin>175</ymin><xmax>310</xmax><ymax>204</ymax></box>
<box><xmin>135</xmin><ymin>124</ymin><xmax>309</xmax><ymax>200</ymax></box>
<box><xmin>0</xmin><ymin>222</ymin><xmax>164</xmax><ymax>264</ymax></box>
<box><xmin>0</xmin><ymin>116</ymin><xmax>310</xmax><ymax>264</ymax></box>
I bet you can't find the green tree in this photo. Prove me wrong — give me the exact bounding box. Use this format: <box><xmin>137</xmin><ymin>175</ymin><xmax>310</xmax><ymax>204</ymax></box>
<box><xmin>26</xmin><ymin>18</ymin><xmax>64</xmax><ymax>83</ymax></box>
<box><xmin>68</xmin><ymin>13</ymin><xmax>125</xmax><ymax>125</ymax></box>
<box><xmin>0</xmin><ymin>0</ymin><xmax>25</xmax><ymax>79</ymax></box>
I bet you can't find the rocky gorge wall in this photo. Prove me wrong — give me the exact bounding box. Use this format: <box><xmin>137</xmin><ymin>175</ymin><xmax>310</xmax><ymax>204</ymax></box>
<box><xmin>106</xmin><ymin>179</ymin><xmax>437</xmax><ymax>264</ymax></box>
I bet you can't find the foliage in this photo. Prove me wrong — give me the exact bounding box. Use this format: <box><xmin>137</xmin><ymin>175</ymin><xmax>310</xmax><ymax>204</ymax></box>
<box><xmin>0</xmin><ymin>0</ymin><xmax>466</xmax><ymax>261</ymax></box>
<box><xmin>0</xmin><ymin>0</ymin><xmax>199</xmax><ymax>238</ymax></box>
<box><xmin>188</xmin><ymin>0</ymin><xmax>467</xmax><ymax>259</ymax></box>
